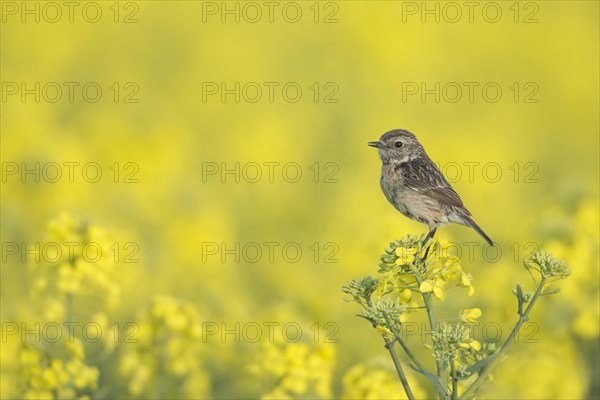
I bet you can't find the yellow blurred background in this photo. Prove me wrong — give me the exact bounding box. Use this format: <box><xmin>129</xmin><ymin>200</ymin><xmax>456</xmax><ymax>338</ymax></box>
<box><xmin>1</xmin><ymin>1</ymin><xmax>598</xmax><ymax>398</ymax></box>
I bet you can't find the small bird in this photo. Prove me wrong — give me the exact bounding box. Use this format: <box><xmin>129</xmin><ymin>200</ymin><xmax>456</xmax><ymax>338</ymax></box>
<box><xmin>369</xmin><ymin>129</ymin><xmax>493</xmax><ymax>246</ymax></box>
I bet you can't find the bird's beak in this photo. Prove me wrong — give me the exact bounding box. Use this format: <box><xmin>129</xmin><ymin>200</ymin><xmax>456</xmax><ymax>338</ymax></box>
<box><xmin>368</xmin><ymin>141</ymin><xmax>382</xmax><ymax>148</ymax></box>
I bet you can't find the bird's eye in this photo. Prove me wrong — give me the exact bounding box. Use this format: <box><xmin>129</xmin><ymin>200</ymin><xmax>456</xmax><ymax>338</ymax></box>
<box><xmin>394</xmin><ymin>141</ymin><xmax>403</xmax><ymax>148</ymax></box>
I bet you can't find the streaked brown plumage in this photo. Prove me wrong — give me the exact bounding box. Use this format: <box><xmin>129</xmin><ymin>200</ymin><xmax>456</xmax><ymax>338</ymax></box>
<box><xmin>369</xmin><ymin>129</ymin><xmax>494</xmax><ymax>246</ymax></box>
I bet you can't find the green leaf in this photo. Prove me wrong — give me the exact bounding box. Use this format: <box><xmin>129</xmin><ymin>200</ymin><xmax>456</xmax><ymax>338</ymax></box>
<box><xmin>516</xmin><ymin>284</ymin><xmax>524</xmax><ymax>316</ymax></box>
<box><xmin>465</xmin><ymin>353</ymin><xmax>499</xmax><ymax>375</ymax></box>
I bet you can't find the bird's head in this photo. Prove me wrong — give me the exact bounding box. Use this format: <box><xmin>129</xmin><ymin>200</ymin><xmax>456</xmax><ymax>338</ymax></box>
<box><xmin>368</xmin><ymin>129</ymin><xmax>424</xmax><ymax>164</ymax></box>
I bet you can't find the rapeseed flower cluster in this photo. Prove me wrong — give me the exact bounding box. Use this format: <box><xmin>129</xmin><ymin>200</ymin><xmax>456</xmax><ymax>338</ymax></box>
<box><xmin>16</xmin><ymin>213</ymin><xmax>120</xmax><ymax>399</ymax></box>
<box><xmin>377</xmin><ymin>235</ymin><xmax>474</xmax><ymax>304</ymax></box>
<box><xmin>30</xmin><ymin>212</ymin><xmax>120</xmax><ymax>321</ymax></box>
<box><xmin>248</xmin><ymin>331</ymin><xmax>335</xmax><ymax>399</ymax></box>
<box><xmin>341</xmin><ymin>357</ymin><xmax>427</xmax><ymax>399</ymax></box>
<box><xmin>344</xmin><ymin>233</ymin><xmax>572</xmax><ymax>398</ymax></box>
<box><xmin>119</xmin><ymin>295</ymin><xmax>209</xmax><ymax>398</ymax></box>
<box><xmin>17</xmin><ymin>339</ymin><xmax>98</xmax><ymax>399</ymax></box>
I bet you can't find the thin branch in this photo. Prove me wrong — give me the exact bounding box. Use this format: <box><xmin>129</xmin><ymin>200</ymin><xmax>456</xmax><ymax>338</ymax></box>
<box><xmin>383</xmin><ymin>336</ymin><xmax>415</xmax><ymax>400</ymax></box>
<box><xmin>389</xmin><ymin>326</ymin><xmax>428</xmax><ymax>373</ymax></box>
<box><xmin>450</xmin><ymin>360</ymin><xmax>459</xmax><ymax>399</ymax></box>
<box><xmin>392</xmin><ymin>331</ymin><xmax>447</xmax><ymax>396</ymax></box>
<box><xmin>408</xmin><ymin>255</ymin><xmax>447</xmax><ymax>399</ymax></box>
<box><xmin>386</xmin><ymin>319</ymin><xmax>447</xmax><ymax>396</ymax></box>
<box><xmin>422</xmin><ymin>291</ymin><xmax>446</xmax><ymax>398</ymax></box>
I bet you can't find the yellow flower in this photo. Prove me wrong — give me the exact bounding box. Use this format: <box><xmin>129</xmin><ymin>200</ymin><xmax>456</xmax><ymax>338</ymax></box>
<box><xmin>281</xmin><ymin>371</ymin><xmax>309</xmax><ymax>394</ymax></box>
<box><xmin>120</xmin><ymin>295</ymin><xmax>208</xmax><ymax>398</ymax></box>
<box><xmin>129</xmin><ymin>365</ymin><xmax>151</xmax><ymax>395</ymax></box>
<box><xmin>19</xmin><ymin>347</ymin><xmax>41</xmax><ymax>366</ymax></box>
<box><xmin>399</xmin><ymin>288</ymin><xmax>412</xmax><ymax>303</ymax></box>
<box><xmin>166</xmin><ymin>338</ymin><xmax>185</xmax><ymax>358</ymax></box>
<box><xmin>572</xmin><ymin>308</ymin><xmax>599</xmax><ymax>339</ymax></box>
<box><xmin>41</xmin><ymin>367</ymin><xmax>58</xmax><ymax>389</ymax></box>
<box><xmin>460</xmin><ymin>272</ymin><xmax>475</xmax><ymax>296</ymax></box>
<box><xmin>469</xmin><ymin>340</ymin><xmax>482</xmax><ymax>351</ymax></box>
<box><xmin>169</xmin><ymin>358</ymin><xmax>189</xmax><ymax>376</ymax></box>
<box><xmin>250</xmin><ymin>338</ymin><xmax>333</xmax><ymax>398</ymax></box>
<box><xmin>342</xmin><ymin>359</ymin><xmax>428</xmax><ymax>399</ymax></box>
<box><xmin>151</xmin><ymin>295</ymin><xmax>179</xmax><ymax>318</ymax></box>
<box><xmin>375</xmin><ymin>325</ymin><xmax>392</xmax><ymax>335</ymax></box>
<box><xmin>165</xmin><ymin>312</ymin><xmax>188</xmax><ymax>332</ymax></box>
<box><xmin>51</xmin><ymin>359</ymin><xmax>70</xmax><ymax>385</ymax></box>
<box><xmin>441</xmin><ymin>261</ymin><xmax>462</xmax><ymax>281</ymax></box>
<box><xmin>188</xmin><ymin>321</ymin><xmax>203</xmax><ymax>339</ymax></box>
<box><xmin>420</xmin><ymin>278</ymin><xmax>446</xmax><ymax>301</ymax></box>
<box><xmin>284</xmin><ymin>343</ymin><xmax>309</xmax><ymax>364</ymax></box>
<box><xmin>460</xmin><ymin>308</ymin><xmax>482</xmax><ymax>324</ymax></box>
<box><xmin>119</xmin><ymin>352</ymin><xmax>140</xmax><ymax>375</ymax></box>
<box><xmin>58</xmin><ymin>263</ymin><xmax>82</xmax><ymax>293</ymax></box>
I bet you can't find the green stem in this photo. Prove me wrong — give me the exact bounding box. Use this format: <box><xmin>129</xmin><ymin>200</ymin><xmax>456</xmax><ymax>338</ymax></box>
<box><xmin>462</xmin><ymin>277</ymin><xmax>547</xmax><ymax>399</ymax></box>
<box><xmin>393</xmin><ymin>331</ymin><xmax>428</xmax><ymax>372</ymax></box>
<box><xmin>384</xmin><ymin>316</ymin><xmax>429</xmax><ymax>374</ymax></box>
<box><xmin>422</xmin><ymin>292</ymin><xmax>446</xmax><ymax>397</ymax></box>
<box><xmin>383</xmin><ymin>336</ymin><xmax>415</xmax><ymax>400</ymax></box>
<box><xmin>391</xmin><ymin>328</ymin><xmax>448</xmax><ymax>395</ymax></box>
<box><xmin>450</xmin><ymin>360</ymin><xmax>459</xmax><ymax>399</ymax></box>
<box><xmin>409</xmin><ymin>255</ymin><xmax>446</xmax><ymax>399</ymax></box>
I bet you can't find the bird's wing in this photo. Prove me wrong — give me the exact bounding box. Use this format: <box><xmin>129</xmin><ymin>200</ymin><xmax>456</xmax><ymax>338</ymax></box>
<box><xmin>398</xmin><ymin>159</ymin><xmax>469</xmax><ymax>212</ymax></box>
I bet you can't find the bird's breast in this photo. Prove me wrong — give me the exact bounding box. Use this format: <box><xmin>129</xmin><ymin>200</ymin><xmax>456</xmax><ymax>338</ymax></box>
<box><xmin>379</xmin><ymin>164</ymin><xmax>404</xmax><ymax>204</ymax></box>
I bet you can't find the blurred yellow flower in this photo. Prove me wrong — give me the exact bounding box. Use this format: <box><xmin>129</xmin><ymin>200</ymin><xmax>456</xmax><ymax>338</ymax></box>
<box><xmin>119</xmin><ymin>295</ymin><xmax>209</xmax><ymax>398</ymax></box>
<box><xmin>341</xmin><ymin>358</ymin><xmax>427</xmax><ymax>399</ymax></box>
<box><xmin>250</xmin><ymin>339</ymin><xmax>334</xmax><ymax>399</ymax></box>
<box><xmin>17</xmin><ymin>342</ymin><xmax>99</xmax><ymax>398</ymax></box>
<box><xmin>459</xmin><ymin>308</ymin><xmax>482</xmax><ymax>324</ymax></box>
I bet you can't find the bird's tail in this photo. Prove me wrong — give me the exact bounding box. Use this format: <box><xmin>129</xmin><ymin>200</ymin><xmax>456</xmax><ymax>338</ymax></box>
<box><xmin>464</xmin><ymin>216</ymin><xmax>494</xmax><ymax>246</ymax></box>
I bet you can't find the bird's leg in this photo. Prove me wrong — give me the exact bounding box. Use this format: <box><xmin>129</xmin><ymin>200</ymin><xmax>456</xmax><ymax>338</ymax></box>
<box><xmin>422</xmin><ymin>227</ymin><xmax>437</xmax><ymax>247</ymax></box>
<box><xmin>421</xmin><ymin>227</ymin><xmax>437</xmax><ymax>261</ymax></box>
